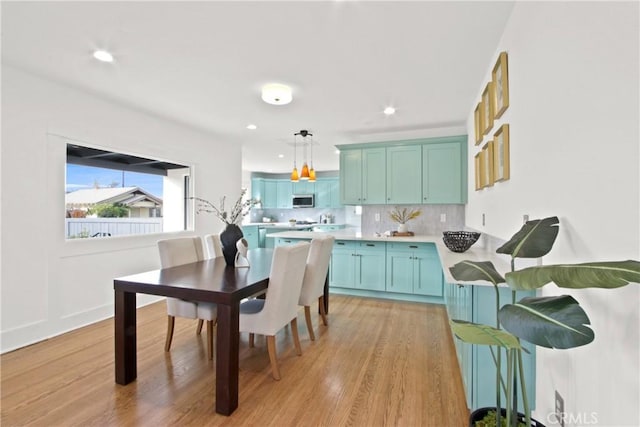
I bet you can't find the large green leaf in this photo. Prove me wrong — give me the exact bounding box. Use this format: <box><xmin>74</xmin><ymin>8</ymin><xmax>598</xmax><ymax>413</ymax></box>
<box><xmin>496</xmin><ymin>216</ymin><xmax>559</xmax><ymax>258</ymax></box>
<box><xmin>449</xmin><ymin>261</ymin><xmax>505</xmax><ymax>285</ymax></box>
<box><xmin>505</xmin><ymin>260</ymin><xmax>640</xmax><ymax>290</ymax></box>
<box><xmin>450</xmin><ymin>320</ymin><xmax>521</xmax><ymax>349</ymax></box>
<box><xmin>499</xmin><ymin>296</ymin><xmax>594</xmax><ymax>349</ymax></box>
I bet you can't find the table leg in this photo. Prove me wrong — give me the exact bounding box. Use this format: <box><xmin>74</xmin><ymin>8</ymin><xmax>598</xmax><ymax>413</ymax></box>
<box><xmin>215</xmin><ymin>303</ymin><xmax>240</xmax><ymax>415</ymax></box>
<box><xmin>114</xmin><ymin>289</ymin><xmax>137</xmax><ymax>385</ymax></box>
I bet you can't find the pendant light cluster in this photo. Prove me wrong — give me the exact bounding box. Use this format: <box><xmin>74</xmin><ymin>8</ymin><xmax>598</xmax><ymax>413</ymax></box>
<box><xmin>291</xmin><ymin>130</ymin><xmax>316</xmax><ymax>182</ymax></box>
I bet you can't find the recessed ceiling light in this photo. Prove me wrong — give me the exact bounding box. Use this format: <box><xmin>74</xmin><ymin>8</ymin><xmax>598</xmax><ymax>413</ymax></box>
<box><xmin>278</xmin><ymin>154</ymin><xmax>284</xmax><ymax>158</ymax></box>
<box><xmin>246</xmin><ymin>124</ymin><xmax>257</xmax><ymax>130</ymax></box>
<box><xmin>383</xmin><ymin>106</ymin><xmax>396</xmax><ymax>115</ymax></box>
<box><xmin>93</xmin><ymin>50</ymin><xmax>114</xmax><ymax>63</ymax></box>
<box><xmin>261</xmin><ymin>83</ymin><xmax>292</xmax><ymax>105</ymax></box>
<box><xmin>335</xmin><ymin>150</ymin><xmax>340</xmax><ymax>154</ymax></box>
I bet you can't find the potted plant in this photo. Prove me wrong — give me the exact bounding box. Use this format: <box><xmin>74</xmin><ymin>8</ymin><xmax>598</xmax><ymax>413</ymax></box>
<box><xmin>389</xmin><ymin>206</ymin><xmax>421</xmax><ymax>233</ymax></box>
<box><xmin>449</xmin><ymin>216</ymin><xmax>639</xmax><ymax>427</ymax></box>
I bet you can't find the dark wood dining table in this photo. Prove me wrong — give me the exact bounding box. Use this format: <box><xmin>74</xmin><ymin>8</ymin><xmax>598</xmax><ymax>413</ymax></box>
<box><xmin>113</xmin><ymin>248</ymin><xmax>274</xmax><ymax>416</ymax></box>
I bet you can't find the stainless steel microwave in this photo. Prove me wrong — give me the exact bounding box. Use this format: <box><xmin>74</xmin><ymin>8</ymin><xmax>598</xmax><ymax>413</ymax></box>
<box><xmin>292</xmin><ymin>194</ymin><xmax>314</xmax><ymax>208</ymax></box>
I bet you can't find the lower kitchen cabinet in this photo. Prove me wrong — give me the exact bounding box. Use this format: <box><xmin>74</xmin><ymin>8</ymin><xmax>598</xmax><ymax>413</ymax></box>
<box><xmin>241</xmin><ymin>225</ymin><xmax>259</xmax><ymax>249</ymax></box>
<box><xmin>329</xmin><ymin>241</ymin><xmax>386</xmax><ymax>291</ymax></box>
<box><xmin>445</xmin><ymin>282</ymin><xmax>536</xmax><ymax>411</ymax></box>
<box><xmin>386</xmin><ymin>242</ymin><xmax>443</xmax><ymax>296</ymax></box>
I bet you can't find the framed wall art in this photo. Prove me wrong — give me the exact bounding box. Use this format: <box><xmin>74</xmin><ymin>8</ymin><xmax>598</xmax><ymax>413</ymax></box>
<box><xmin>474</xmin><ymin>152</ymin><xmax>481</xmax><ymax>190</ymax></box>
<box><xmin>482</xmin><ymin>141</ymin><xmax>494</xmax><ymax>187</ymax></box>
<box><xmin>474</xmin><ymin>102</ymin><xmax>483</xmax><ymax>145</ymax></box>
<box><xmin>493</xmin><ymin>124</ymin><xmax>510</xmax><ymax>182</ymax></box>
<box><xmin>492</xmin><ymin>51</ymin><xmax>509</xmax><ymax>119</ymax></box>
<box><xmin>481</xmin><ymin>82</ymin><xmax>494</xmax><ymax>135</ymax></box>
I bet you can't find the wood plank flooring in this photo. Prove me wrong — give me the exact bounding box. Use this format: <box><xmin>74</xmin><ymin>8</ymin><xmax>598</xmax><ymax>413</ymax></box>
<box><xmin>1</xmin><ymin>295</ymin><xmax>469</xmax><ymax>426</ymax></box>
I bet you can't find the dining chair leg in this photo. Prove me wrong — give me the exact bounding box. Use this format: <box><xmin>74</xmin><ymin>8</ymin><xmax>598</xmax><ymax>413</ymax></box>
<box><xmin>291</xmin><ymin>317</ymin><xmax>302</xmax><ymax>356</ymax></box>
<box><xmin>207</xmin><ymin>320</ymin><xmax>214</xmax><ymax>360</ymax></box>
<box><xmin>319</xmin><ymin>296</ymin><xmax>328</xmax><ymax>326</ymax></box>
<box><xmin>165</xmin><ymin>315</ymin><xmax>175</xmax><ymax>351</ymax></box>
<box><xmin>304</xmin><ymin>306</ymin><xmax>316</xmax><ymax>341</ymax></box>
<box><xmin>266</xmin><ymin>335</ymin><xmax>281</xmax><ymax>380</ymax></box>
<box><xmin>196</xmin><ymin>319</ymin><xmax>204</xmax><ymax>335</ymax></box>
<box><xmin>249</xmin><ymin>333</ymin><xmax>255</xmax><ymax>348</ymax></box>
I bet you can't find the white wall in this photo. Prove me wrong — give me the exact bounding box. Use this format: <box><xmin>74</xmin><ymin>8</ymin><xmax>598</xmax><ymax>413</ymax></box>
<box><xmin>466</xmin><ymin>2</ymin><xmax>639</xmax><ymax>426</ymax></box>
<box><xmin>1</xmin><ymin>65</ymin><xmax>241</xmax><ymax>352</ymax></box>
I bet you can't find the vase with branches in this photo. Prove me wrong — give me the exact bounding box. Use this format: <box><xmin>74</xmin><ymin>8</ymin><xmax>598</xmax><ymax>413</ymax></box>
<box><xmin>389</xmin><ymin>206</ymin><xmax>422</xmax><ymax>233</ymax></box>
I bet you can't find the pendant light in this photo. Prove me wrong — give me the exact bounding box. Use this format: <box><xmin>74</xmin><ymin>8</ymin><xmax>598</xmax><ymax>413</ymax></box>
<box><xmin>290</xmin><ymin>132</ymin><xmax>299</xmax><ymax>182</ymax></box>
<box><xmin>292</xmin><ymin>130</ymin><xmax>315</xmax><ymax>182</ymax></box>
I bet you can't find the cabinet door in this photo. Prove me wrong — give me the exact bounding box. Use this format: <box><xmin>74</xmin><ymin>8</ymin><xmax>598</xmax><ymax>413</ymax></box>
<box><xmin>386</xmin><ymin>146</ymin><xmax>422</xmax><ymax>204</ymax></box>
<box><xmin>413</xmin><ymin>250</ymin><xmax>443</xmax><ymax>296</ymax></box>
<box><xmin>263</xmin><ymin>180</ymin><xmax>278</xmax><ymax>208</ymax></box>
<box><xmin>314</xmin><ymin>179</ymin><xmax>332</xmax><ymax>208</ymax></box>
<box><xmin>362</xmin><ymin>148</ymin><xmax>386</xmax><ymax>204</ymax></box>
<box><xmin>329</xmin><ymin>178</ymin><xmax>342</xmax><ymax>207</ymax></box>
<box><xmin>423</xmin><ymin>142</ymin><xmax>465</xmax><ymax>204</ymax></box>
<box><xmin>241</xmin><ymin>225</ymin><xmax>259</xmax><ymax>249</ymax></box>
<box><xmin>276</xmin><ymin>181</ymin><xmax>292</xmax><ymax>208</ymax></box>
<box><xmin>292</xmin><ymin>180</ymin><xmax>315</xmax><ymax>195</ymax></box>
<box><xmin>340</xmin><ymin>150</ymin><xmax>363</xmax><ymax>205</ymax></box>
<box><xmin>355</xmin><ymin>242</ymin><xmax>386</xmax><ymax>291</ymax></box>
<box><xmin>385</xmin><ymin>250</ymin><xmax>414</xmax><ymax>294</ymax></box>
<box><xmin>251</xmin><ymin>178</ymin><xmax>265</xmax><ymax>206</ymax></box>
<box><xmin>329</xmin><ymin>241</ymin><xmax>356</xmax><ymax>288</ymax></box>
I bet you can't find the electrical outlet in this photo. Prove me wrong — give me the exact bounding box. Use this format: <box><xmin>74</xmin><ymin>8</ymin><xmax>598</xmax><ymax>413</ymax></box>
<box><xmin>555</xmin><ymin>390</ymin><xmax>565</xmax><ymax>427</ymax></box>
<box><xmin>440</xmin><ymin>213</ymin><xmax>446</xmax><ymax>222</ymax></box>
<box><xmin>375</xmin><ymin>213</ymin><xmax>380</xmax><ymax>222</ymax></box>
<box><xmin>523</xmin><ymin>214</ymin><xmax>529</xmax><ymax>223</ymax></box>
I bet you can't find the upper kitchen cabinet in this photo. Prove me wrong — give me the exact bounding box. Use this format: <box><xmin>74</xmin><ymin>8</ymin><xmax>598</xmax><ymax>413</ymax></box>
<box><xmin>337</xmin><ymin>135</ymin><xmax>467</xmax><ymax>205</ymax></box>
<box><xmin>276</xmin><ymin>180</ymin><xmax>292</xmax><ymax>208</ymax></box>
<box><xmin>422</xmin><ymin>141</ymin><xmax>467</xmax><ymax>204</ymax></box>
<box><xmin>386</xmin><ymin>145</ymin><xmax>422</xmax><ymax>204</ymax></box>
<box><xmin>251</xmin><ymin>177</ymin><xmax>265</xmax><ymax>206</ymax></box>
<box><xmin>292</xmin><ymin>180</ymin><xmax>315</xmax><ymax>195</ymax></box>
<box><xmin>339</xmin><ymin>147</ymin><xmax>386</xmax><ymax>205</ymax></box>
<box><xmin>262</xmin><ymin>179</ymin><xmax>278</xmax><ymax>208</ymax></box>
<box><xmin>315</xmin><ymin>178</ymin><xmax>341</xmax><ymax>208</ymax></box>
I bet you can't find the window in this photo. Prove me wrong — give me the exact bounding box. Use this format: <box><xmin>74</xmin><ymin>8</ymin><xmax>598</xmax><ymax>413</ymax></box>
<box><xmin>65</xmin><ymin>143</ymin><xmax>191</xmax><ymax>239</ymax></box>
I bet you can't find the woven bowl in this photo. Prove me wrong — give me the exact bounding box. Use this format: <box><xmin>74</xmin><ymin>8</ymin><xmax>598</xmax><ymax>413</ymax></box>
<box><xmin>442</xmin><ymin>231</ymin><xmax>481</xmax><ymax>253</ymax></box>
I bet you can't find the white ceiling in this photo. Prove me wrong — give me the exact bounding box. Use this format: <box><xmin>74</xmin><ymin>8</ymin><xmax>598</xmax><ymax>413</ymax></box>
<box><xmin>2</xmin><ymin>1</ymin><xmax>515</xmax><ymax>173</ymax></box>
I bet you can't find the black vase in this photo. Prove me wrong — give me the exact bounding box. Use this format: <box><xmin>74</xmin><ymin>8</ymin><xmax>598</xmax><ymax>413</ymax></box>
<box><xmin>219</xmin><ymin>224</ymin><xmax>244</xmax><ymax>266</ymax></box>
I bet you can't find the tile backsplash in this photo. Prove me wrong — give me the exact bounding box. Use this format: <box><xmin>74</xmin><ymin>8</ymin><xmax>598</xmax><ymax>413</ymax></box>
<box><xmin>249</xmin><ymin>207</ymin><xmax>346</xmax><ymax>225</ymax></box>
<box><xmin>361</xmin><ymin>204</ymin><xmax>465</xmax><ymax>235</ymax></box>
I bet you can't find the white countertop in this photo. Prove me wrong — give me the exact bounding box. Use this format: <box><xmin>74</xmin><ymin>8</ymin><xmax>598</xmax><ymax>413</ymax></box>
<box><xmin>267</xmin><ymin>229</ymin><xmax>512</xmax><ymax>286</ymax></box>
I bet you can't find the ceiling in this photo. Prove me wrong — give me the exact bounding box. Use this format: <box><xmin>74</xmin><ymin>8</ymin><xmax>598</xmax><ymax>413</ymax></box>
<box><xmin>2</xmin><ymin>1</ymin><xmax>515</xmax><ymax>173</ymax></box>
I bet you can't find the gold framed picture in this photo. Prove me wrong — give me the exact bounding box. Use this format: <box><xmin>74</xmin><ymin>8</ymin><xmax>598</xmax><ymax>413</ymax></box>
<box><xmin>482</xmin><ymin>82</ymin><xmax>494</xmax><ymax>135</ymax></box>
<box><xmin>474</xmin><ymin>102</ymin><xmax>483</xmax><ymax>145</ymax></box>
<box><xmin>482</xmin><ymin>141</ymin><xmax>494</xmax><ymax>187</ymax></box>
<box><xmin>474</xmin><ymin>152</ymin><xmax>482</xmax><ymax>190</ymax></box>
<box><xmin>493</xmin><ymin>124</ymin><xmax>510</xmax><ymax>182</ymax></box>
<box><xmin>492</xmin><ymin>52</ymin><xmax>509</xmax><ymax>119</ymax></box>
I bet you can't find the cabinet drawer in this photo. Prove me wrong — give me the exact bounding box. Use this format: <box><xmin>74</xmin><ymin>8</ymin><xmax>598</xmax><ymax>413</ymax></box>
<box><xmin>333</xmin><ymin>240</ymin><xmax>356</xmax><ymax>250</ymax></box>
<box><xmin>358</xmin><ymin>241</ymin><xmax>385</xmax><ymax>250</ymax></box>
<box><xmin>386</xmin><ymin>242</ymin><xmax>436</xmax><ymax>253</ymax></box>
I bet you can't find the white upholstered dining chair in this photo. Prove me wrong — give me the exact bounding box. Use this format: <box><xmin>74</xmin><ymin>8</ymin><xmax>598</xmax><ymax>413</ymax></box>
<box><xmin>299</xmin><ymin>236</ymin><xmax>335</xmax><ymax>340</ymax></box>
<box><xmin>239</xmin><ymin>242</ymin><xmax>310</xmax><ymax>380</ymax></box>
<box><xmin>157</xmin><ymin>236</ymin><xmax>218</xmax><ymax>360</ymax></box>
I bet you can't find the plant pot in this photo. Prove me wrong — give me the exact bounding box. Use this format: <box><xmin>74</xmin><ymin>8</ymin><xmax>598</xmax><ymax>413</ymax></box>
<box><xmin>397</xmin><ymin>223</ymin><xmax>408</xmax><ymax>233</ymax></box>
<box><xmin>220</xmin><ymin>224</ymin><xmax>244</xmax><ymax>266</ymax></box>
<box><xmin>469</xmin><ymin>407</ymin><xmax>545</xmax><ymax>427</ymax></box>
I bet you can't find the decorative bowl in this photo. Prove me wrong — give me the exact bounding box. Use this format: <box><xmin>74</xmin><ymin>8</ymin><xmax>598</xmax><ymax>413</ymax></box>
<box><xmin>442</xmin><ymin>231</ymin><xmax>481</xmax><ymax>253</ymax></box>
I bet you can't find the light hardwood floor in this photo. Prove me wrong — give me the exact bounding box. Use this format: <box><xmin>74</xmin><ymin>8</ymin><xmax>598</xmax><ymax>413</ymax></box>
<box><xmin>1</xmin><ymin>295</ymin><xmax>469</xmax><ymax>426</ymax></box>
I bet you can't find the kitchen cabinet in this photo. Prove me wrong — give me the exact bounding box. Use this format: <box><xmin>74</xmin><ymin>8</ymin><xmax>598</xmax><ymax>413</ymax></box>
<box><xmin>445</xmin><ymin>282</ymin><xmax>536</xmax><ymax>411</ymax></box>
<box><xmin>386</xmin><ymin>146</ymin><xmax>422</xmax><ymax>204</ymax></box>
<box><xmin>422</xmin><ymin>142</ymin><xmax>466</xmax><ymax>204</ymax></box>
<box><xmin>276</xmin><ymin>181</ymin><xmax>292</xmax><ymax>208</ymax></box>
<box><xmin>385</xmin><ymin>242</ymin><xmax>443</xmax><ymax>296</ymax></box>
<box><xmin>292</xmin><ymin>180</ymin><xmax>315</xmax><ymax>195</ymax></box>
<box><xmin>329</xmin><ymin>240</ymin><xmax>386</xmax><ymax>291</ymax></box>
<box><xmin>336</xmin><ymin>135</ymin><xmax>467</xmax><ymax>205</ymax></box>
<box><xmin>241</xmin><ymin>225</ymin><xmax>259</xmax><ymax>249</ymax></box>
<box><xmin>251</xmin><ymin>178</ymin><xmax>265</xmax><ymax>206</ymax></box>
<box><xmin>314</xmin><ymin>178</ymin><xmax>341</xmax><ymax>208</ymax></box>
<box><xmin>263</xmin><ymin>179</ymin><xmax>278</xmax><ymax>208</ymax></box>
<box><xmin>339</xmin><ymin>148</ymin><xmax>386</xmax><ymax>205</ymax></box>
<box><xmin>312</xmin><ymin>224</ymin><xmax>345</xmax><ymax>232</ymax></box>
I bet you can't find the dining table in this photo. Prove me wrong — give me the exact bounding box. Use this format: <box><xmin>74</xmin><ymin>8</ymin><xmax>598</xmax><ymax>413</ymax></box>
<box><xmin>113</xmin><ymin>248</ymin><xmax>275</xmax><ymax>416</ymax></box>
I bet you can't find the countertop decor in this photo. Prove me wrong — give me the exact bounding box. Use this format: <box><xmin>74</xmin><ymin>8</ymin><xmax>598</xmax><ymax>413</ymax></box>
<box><xmin>389</xmin><ymin>206</ymin><xmax>421</xmax><ymax>233</ymax></box>
<box><xmin>442</xmin><ymin>231</ymin><xmax>481</xmax><ymax>253</ymax></box>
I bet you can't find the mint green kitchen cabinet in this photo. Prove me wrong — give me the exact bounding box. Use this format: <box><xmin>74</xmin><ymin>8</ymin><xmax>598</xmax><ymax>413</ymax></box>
<box><xmin>312</xmin><ymin>224</ymin><xmax>345</xmax><ymax>232</ymax></box>
<box><xmin>241</xmin><ymin>225</ymin><xmax>259</xmax><ymax>249</ymax></box>
<box><xmin>386</xmin><ymin>145</ymin><xmax>422</xmax><ymax>204</ymax></box>
<box><xmin>329</xmin><ymin>240</ymin><xmax>386</xmax><ymax>291</ymax></box>
<box><xmin>339</xmin><ymin>148</ymin><xmax>385</xmax><ymax>205</ymax></box>
<box><xmin>251</xmin><ymin>178</ymin><xmax>265</xmax><ymax>206</ymax></box>
<box><xmin>386</xmin><ymin>242</ymin><xmax>443</xmax><ymax>296</ymax></box>
<box><xmin>422</xmin><ymin>141</ymin><xmax>466</xmax><ymax>204</ymax></box>
<box><xmin>445</xmin><ymin>282</ymin><xmax>536</xmax><ymax>411</ymax></box>
<box><xmin>262</xmin><ymin>179</ymin><xmax>278</xmax><ymax>208</ymax></box>
<box><xmin>292</xmin><ymin>180</ymin><xmax>315</xmax><ymax>195</ymax></box>
<box><xmin>315</xmin><ymin>178</ymin><xmax>341</xmax><ymax>208</ymax></box>
<box><xmin>276</xmin><ymin>181</ymin><xmax>292</xmax><ymax>208</ymax></box>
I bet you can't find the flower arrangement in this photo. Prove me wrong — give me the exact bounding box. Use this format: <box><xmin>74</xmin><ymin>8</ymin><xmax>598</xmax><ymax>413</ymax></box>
<box><xmin>388</xmin><ymin>206</ymin><xmax>422</xmax><ymax>224</ymax></box>
<box><xmin>192</xmin><ymin>189</ymin><xmax>257</xmax><ymax>225</ymax></box>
